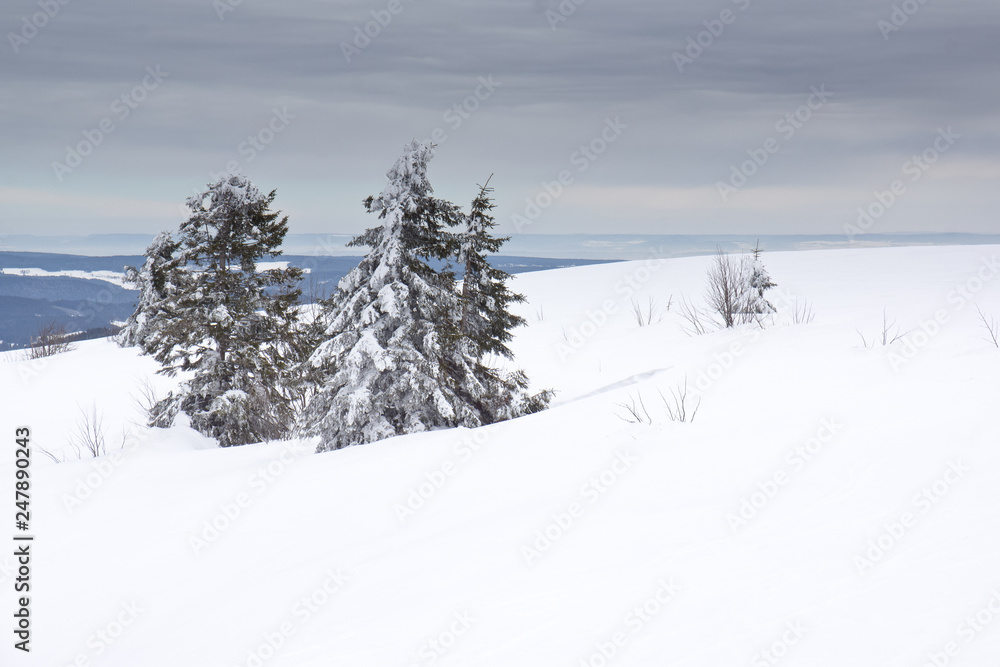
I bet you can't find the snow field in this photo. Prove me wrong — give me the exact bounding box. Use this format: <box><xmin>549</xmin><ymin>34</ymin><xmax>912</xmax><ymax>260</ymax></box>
<box><xmin>1</xmin><ymin>244</ymin><xmax>999</xmax><ymax>666</ymax></box>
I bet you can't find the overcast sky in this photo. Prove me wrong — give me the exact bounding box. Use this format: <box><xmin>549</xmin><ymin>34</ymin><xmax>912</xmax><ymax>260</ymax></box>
<box><xmin>1</xmin><ymin>0</ymin><xmax>997</xmax><ymax>241</ymax></box>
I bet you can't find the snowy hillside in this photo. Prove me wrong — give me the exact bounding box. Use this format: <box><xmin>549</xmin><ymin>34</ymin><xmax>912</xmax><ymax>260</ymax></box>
<box><xmin>3</xmin><ymin>244</ymin><xmax>1000</xmax><ymax>666</ymax></box>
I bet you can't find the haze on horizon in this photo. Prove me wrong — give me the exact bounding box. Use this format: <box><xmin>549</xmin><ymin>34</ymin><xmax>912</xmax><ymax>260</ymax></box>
<box><xmin>1</xmin><ymin>0</ymin><xmax>997</xmax><ymax>240</ymax></box>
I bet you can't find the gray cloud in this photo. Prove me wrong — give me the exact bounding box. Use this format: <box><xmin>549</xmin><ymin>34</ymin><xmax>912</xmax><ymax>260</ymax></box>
<box><xmin>0</xmin><ymin>0</ymin><xmax>997</xmax><ymax>238</ymax></box>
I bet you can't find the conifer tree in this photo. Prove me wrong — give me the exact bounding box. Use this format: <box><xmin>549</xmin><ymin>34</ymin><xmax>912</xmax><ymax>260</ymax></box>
<box><xmin>119</xmin><ymin>231</ymin><xmax>185</xmax><ymax>352</ymax></box>
<box><xmin>453</xmin><ymin>177</ymin><xmax>551</xmax><ymax>421</ymax></box>
<box><xmin>747</xmin><ymin>240</ymin><xmax>777</xmax><ymax>314</ymax></box>
<box><xmin>297</xmin><ymin>140</ymin><xmax>478</xmax><ymax>450</ymax></box>
<box><xmin>458</xmin><ymin>176</ymin><xmax>525</xmax><ymax>358</ymax></box>
<box><xmin>299</xmin><ymin>142</ymin><xmax>551</xmax><ymax>451</ymax></box>
<box><xmin>149</xmin><ymin>174</ymin><xmax>303</xmax><ymax>447</ymax></box>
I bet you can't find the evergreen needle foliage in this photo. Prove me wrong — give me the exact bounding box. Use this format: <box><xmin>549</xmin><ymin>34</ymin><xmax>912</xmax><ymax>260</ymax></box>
<box><xmin>298</xmin><ymin>142</ymin><xmax>549</xmax><ymax>452</ymax></box>
<box><xmin>139</xmin><ymin>174</ymin><xmax>304</xmax><ymax>446</ymax></box>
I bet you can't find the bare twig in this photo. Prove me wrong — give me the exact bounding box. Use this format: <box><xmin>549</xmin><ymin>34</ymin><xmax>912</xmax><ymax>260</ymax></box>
<box><xmin>678</xmin><ymin>296</ymin><xmax>712</xmax><ymax>336</ymax></box>
<box><xmin>130</xmin><ymin>376</ymin><xmax>161</xmax><ymax>425</ymax></box>
<box><xmin>630</xmin><ymin>296</ymin><xmax>660</xmax><ymax>327</ymax></box>
<box><xmin>616</xmin><ymin>392</ymin><xmax>653</xmax><ymax>424</ymax></box>
<box><xmin>858</xmin><ymin>308</ymin><xmax>909</xmax><ymax>347</ymax></box>
<box><xmin>856</xmin><ymin>329</ymin><xmax>874</xmax><ymax>349</ymax></box>
<box><xmin>880</xmin><ymin>308</ymin><xmax>909</xmax><ymax>345</ymax></box>
<box><xmin>35</xmin><ymin>445</ymin><xmax>66</xmax><ymax>464</ymax></box>
<box><xmin>706</xmin><ymin>249</ymin><xmax>756</xmax><ymax>328</ymax></box>
<box><xmin>24</xmin><ymin>321</ymin><xmax>76</xmax><ymax>360</ymax></box>
<box><xmin>977</xmin><ymin>305</ymin><xmax>1000</xmax><ymax>348</ymax></box>
<box><xmin>792</xmin><ymin>298</ymin><xmax>815</xmax><ymax>325</ymax></box>
<box><xmin>658</xmin><ymin>377</ymin><xmax>701</xmax><ymax>423</ymax></box>
<box><xmin>68</xmin><ymin>403</ymin><xmax>107</xmax><ymax>458</ymax></box>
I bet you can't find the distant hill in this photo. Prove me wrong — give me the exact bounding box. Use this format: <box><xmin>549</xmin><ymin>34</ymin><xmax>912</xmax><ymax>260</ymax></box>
<box><xmin>0</xmin><ymin>251</ymin><xmax>144</xmax><ymax>272</ymax></box>
<box><xmin>5</xmin><ymin>232</ymin><xmax>1000</xmax><ymax>259</ymax></box>
<box><xmin>0</xmin><ymin>251</ymin><xmax>617</xmax><ymax>350</ymax></box>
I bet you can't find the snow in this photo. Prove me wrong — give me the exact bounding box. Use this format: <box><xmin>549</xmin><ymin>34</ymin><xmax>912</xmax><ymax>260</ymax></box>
<box><xmin>186</xmin><ymin>174</ymin><xmax>265</xmax><ymax>212</ymax></box>
<box><xmin>257</xmin><ymin>261</ymin><xmax>308</xmax><ymax>273</ymax></box>
<box><xmin>0</xmin><ymin>267</ymin><xmax>130</xmax><ymax>287</ymax></box>
<box><xmin>1</xmin><ymin>244</ymin><xmax>999</xmax><ymax>666</ymax></box>
<box><xmin>0</xmin><ymin>263</ymin><xmax>306</xmax><ymax>289</ymax></box>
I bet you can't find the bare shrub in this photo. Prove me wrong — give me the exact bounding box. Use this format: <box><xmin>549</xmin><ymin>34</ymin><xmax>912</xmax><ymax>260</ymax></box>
<box><xmin>857</xmin><ymin>308</ymin><xmax>909</xmax><ymax>348</ymax></box>
<box><xmin>678</xmin><ymin>296</ymin><xmax>714</xmax><ymax>336</ymax></box>
<box><xmin>977</xmin><ymin>306</ymin><xmax>999</xmax><ymax>348</ymax></box>
<box><xmin>658</xmin><ymin>377</ymin><xmax>701</xmax><ymax>423</ymax></box>
<box><xmin>678</xmin><ymin>246</ymin><xmax>781</xmax><ymax>335</ymax></box>
<box><xmin>615</xmin><ymin>379</ymin><xmax>701</xmax><ymax>425</ymax></box>
<box><xmin>36</xmin><ymin>444</ymin><xmax>70</xmax><ymax>464</ymax></box>
<box><xmin>36</xmin><ymin>404</ymin><xmax>134</xmax><ymax>463</ymax></box>
<box><xmin>131</xmin><ymin>376</ymin><xmax>161</xmax><ymax>425</ymax></box>
<box><xmin>25</xmin><ymin>321</ymin><xmax>76</xmax><ymax>360</ymax></box>
<box><xmin>616</xmin><ymin>392</ymin><xmax>652</xmax><ymax>424</ymax></box>
<box><xmin>792</xmin><ymin>298</ymin><xmax>816</xmax><ymax>325</ymax></box>
<box><xmin>70</xmin><ymin>403</ymin><xmax>108</xmax><ymax>457</ymax></box>
<box><xmin>631</xmin><ymin>296</ymin><xmax>663</xmax><ymax>327</ymax></box>
<box><xmin>706</xmin><ymin>248</ymin><xmax>749</xmax><ymax>329</ymax></box>
<box><xmin>701</xmin><ymin>248</ymin><xmax>776</xmax><ymax>330</ymax></box>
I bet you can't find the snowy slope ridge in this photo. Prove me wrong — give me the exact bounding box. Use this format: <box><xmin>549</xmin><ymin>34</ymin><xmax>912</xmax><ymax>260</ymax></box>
<box><xmin>2</xmin><ymin>245</ymin><xmax>1000</xmax><ymax>667</ymax></box>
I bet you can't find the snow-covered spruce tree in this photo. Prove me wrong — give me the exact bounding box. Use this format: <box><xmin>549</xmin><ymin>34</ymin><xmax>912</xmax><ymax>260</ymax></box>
<box><xmin>454</xmin><ymin>177</ymin><xmax>551</xmax><ymax>420</ymax></box>
<box><xmin>705</xmin><ymin>244</ymin><xmax>777</xmax><ymax>328</ymax></box>
<box><xmin>118</xmin><ymin>231</ymin><xmax>185</xmax><ymax>351</ymax></box>
<box><xmin>297</xmin><ymin>140</ymin><xmax>509</xmax><ymax>451</ymax></box>
<box><xmin>746</xmin><ymin>240</ymin><xmax>776</xmax><ymax>314</ymax></box>
<box><xmin>458</xmin><ymin>176</ymin><xmax>521</xmax><ymax>358</ymax></box>
<box><xmin>149</xmin><ymin>174</ymin><xmax>303</xmax><ymax>447</ymax></box>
